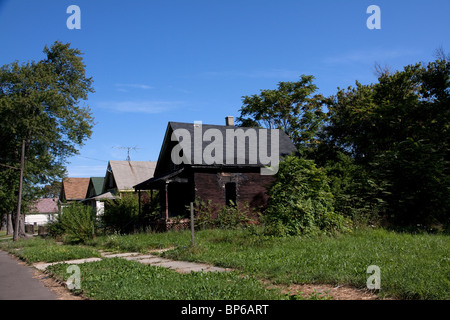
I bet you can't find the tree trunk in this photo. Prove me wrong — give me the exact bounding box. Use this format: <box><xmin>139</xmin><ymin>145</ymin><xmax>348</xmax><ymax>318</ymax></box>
<box><xmin>13</xmin><ymin>139</ymin><xmax>26</xmax><ymax>241</ymax></box>
<box><xmin>0</xmin><ymin>214</ymin><xmax>5</xmax><ymax>231</ymax></box>
<box><xmin>19</xmin><ymin>213</ymin><xmax>26</xmax><ymax>236</ymax></box>
<box><xmin>6</xmin><ymin>213</ymin><xmax>13</xmax><ymax>235</ymax></box>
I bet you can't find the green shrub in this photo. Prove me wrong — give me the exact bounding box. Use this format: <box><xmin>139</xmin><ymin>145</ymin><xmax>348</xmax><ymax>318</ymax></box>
<box><xmin>102</xmin><ymin>193</ymin><xmax>139</xmax><ymax>234</ymax></box>
<box><xmin>58</xmin><ymin>203</ymin><xmax>96</xmax><ymax>244</ymax></box>
<box><xmin>191</xmin><ymin>198</ymin><xmax>216</xmax><ymax>230</ymax></box>
<box><xmin>217</xmin><ymin>201</ymin><xmax>254</xmax><ymax>230</ymax></box>
<box><xmin>191</xmin><ymin>198</ymin><xmax>257</xmax><ymax>230</ymax></box>
<box><xmin>46</xmin><ymin>218</ymin><xmax>66</xmax><ymax>239</ymax></box>
<box><xmin>264</xmin><ymin>155</ymin><xmax>351</xmax><ymax>236</ymax></box>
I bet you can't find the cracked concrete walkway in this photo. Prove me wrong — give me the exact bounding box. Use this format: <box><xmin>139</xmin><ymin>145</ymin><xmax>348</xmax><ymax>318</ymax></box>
<box><xmin>33</xmin><ymin>250</ymin><xmax>231</xmax><ymax>274</ymax></box>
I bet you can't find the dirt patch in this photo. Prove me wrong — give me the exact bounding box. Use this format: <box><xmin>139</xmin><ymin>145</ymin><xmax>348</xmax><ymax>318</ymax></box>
<box><xmin>265</xmin><ymin>281</ymin><xmax>389</xmax><ymax>300</ymax></box>
<box><xmin>32</xmin><ymin>268</ymin><xmax>87</xmax><ymax>300</ymax></box>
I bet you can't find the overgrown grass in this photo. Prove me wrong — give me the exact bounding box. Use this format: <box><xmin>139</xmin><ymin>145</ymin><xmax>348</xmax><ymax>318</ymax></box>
<box><xmin>0</xmin><ymin>237</ymin><xmax>101</xmax><ymax>263</ymax></box>
<box><xmin>2</xmin><ymin>228</ymin><xmax>448</xmax><ymax>300</ymax></box>
<box><xmin>88</xmin><ymin>230</ymin><xmax>191</xmax><ymax>253</ymax></box>
<box><xmin>15</xmin><ymin>245</ymin><xmax>101</xmax><ymax>263</ymax></box>
<box><xmin>46</xmin><ymin>258</ymin><xmax>283</xmax><ymax>300</ymax></box>
<box><xmin>0</xmin><ymin>236</ymin><xmax>51</xmax><ymax>249</ymax></box>
<box><xmin>0</xmin><ymin>230</ymin><xmax>9</xmax><ymax>239</ymax></box>
<box><xmin>162</xmin><ymin>227</ymin><xmax>450</xmax><ymax>300</ymax></box>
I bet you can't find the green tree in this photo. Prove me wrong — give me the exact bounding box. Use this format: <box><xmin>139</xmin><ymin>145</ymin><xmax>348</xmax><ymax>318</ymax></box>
<box><xmin>236</xmin><ymin>75</ymin><xmax>326</xmax><ymax>153</ymax></box>
<box><xmin>323</xmin><ymin>151</ymin><xmax>387</xmax><ymax>226</ymax></box>
<box><xmin>0</xmin><ymin>41</ymin><xmax>95</xmax><ymax>240</ymax></box>
<box><xmin>324</xmin><ymin>57</ymin><xmax>450</xmax><ymax>229</ymax></box>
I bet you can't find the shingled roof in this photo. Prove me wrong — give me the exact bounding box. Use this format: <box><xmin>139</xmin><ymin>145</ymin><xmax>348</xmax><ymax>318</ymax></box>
<box><xmin>153</xmin><ymin>121</ymin><xmax>297</xmax><ymax>177</ymax></box>
<box><xmin>29</xmin><ymin>198</ymin><xmax>59</xmax><ymax>214</ymax></box>
<box><xmin>103</xmin><ymin>161</ymin><xmax>157</xmax><ymax>193</ymax></box>
<box><xmin>60</xmin><ymin>178</ymin><xmax>90</xmax><ymax>201</ymax></box>
<box><xmin>89</xmin><ymin>177</ymin><xmax>105</xmax><ymax>196</ymax></box>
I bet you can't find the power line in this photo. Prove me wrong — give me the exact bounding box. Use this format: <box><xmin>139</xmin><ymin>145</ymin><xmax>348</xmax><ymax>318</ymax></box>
<box><xmin>76</xmin><ymin>155</ymin><xmax>108</xmax><ymax>163</ymax></box>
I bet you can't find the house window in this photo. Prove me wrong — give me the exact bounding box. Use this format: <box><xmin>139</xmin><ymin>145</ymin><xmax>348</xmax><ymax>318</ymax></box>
<box><xmin>225</xmin><ymin>182</ymin><xmax>237</xmax><ymax>207</ymax></box>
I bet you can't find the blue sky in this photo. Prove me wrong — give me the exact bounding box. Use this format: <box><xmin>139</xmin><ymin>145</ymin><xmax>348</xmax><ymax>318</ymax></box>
<box><xmin>1</xmin><ymin>0</ymin><xmax>449</xmax><ymax>178</ymax></box>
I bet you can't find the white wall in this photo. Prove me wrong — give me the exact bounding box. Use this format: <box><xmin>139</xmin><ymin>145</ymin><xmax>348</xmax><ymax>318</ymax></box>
<box><xmin>96</xmin><ymin>200</ymin><xmax>104</xmax><ymax>216</ymax></box>
<box><xmin>25</xmin><ymin>214</ymin><xmax>57</xmax><ymax>226</ymax></box>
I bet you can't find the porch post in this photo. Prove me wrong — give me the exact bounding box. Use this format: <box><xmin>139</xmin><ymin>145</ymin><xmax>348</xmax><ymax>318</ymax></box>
<box><xmin>138</xmin><ymin>190</ymin><xmax>141</xmax><ymax>216</ymax></box>
<box><xmin>164</xmin><ymin>181</ymin><xmax>169</xmax><ymax>222</ymax></box>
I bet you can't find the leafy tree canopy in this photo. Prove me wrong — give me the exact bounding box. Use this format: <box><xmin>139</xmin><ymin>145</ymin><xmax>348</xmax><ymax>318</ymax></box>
<box><xmin>236</xmin><ymin>75</ymin><xmax>326</xmax><ymax>153</ymax></box>
<box><xmin>324</xmin><ymin>57</ymin><xmax>449</xmax><ymax>228</ymax></box>
<box><xmin>0</xmin><ymin>41</ymin><xmax>94</xmax><ymax>225</ymax></box>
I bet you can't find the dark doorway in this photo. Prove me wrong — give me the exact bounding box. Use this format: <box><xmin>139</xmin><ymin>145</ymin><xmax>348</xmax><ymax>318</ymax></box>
<box><xmin>168</xmin><ymin>182</ymin><xmax>190</xmax><ymax>218</ymax></box>
<box><xmin>225</xmin><ymin>182</ymin><xmax>237</xmax><ymax>207</ymax></box>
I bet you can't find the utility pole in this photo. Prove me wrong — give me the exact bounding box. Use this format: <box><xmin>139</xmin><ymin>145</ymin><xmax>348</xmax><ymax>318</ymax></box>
<box><xmin>13</xmin><ymin>139</ymin><xmax>26</xmax><ymax>241</ymax></box>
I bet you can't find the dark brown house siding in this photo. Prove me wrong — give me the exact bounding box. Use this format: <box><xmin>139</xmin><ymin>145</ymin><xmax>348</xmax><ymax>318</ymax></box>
<box><xmin>193</xmin><ymin>170</ymin><xmax>274</xmax><ymax>219</ymax></box>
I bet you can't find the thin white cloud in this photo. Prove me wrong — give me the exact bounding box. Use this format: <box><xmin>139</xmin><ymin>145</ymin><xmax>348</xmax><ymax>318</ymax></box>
<box><xmin>96</xmin><ymin>100</ymin><xmax>182</xmax><ymax>114</ymax></box>
<box><xmin>115</xmin><ymin>83</ymin><xmax>154</xmax><ymax>91</ymax></box>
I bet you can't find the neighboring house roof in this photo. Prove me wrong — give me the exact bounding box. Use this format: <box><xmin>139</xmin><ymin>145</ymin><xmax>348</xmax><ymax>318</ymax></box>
<box><xmin>61</xmin><ymin>177</ymin><xmax>90</xmax><ymax>201</ymax></box>
<box><xmin>88</xmin><ymin>177</ymin><xmax>105</xmax><ymax>197</ymax></box>
<box><xmin>91</xmin><ymin>177</ymin><xmax>105</xmax><ymax>195</ymax></box>
<box><xmin>103</xmin><ymin>161</ymin><xmax>157</xmax><ymax>193</ymax></box>
<box><xmin>84</xmin><ymin>177</ymin><xmax>106</xmax><ymax>201</ymax></box>
<box><xmin>29</xmin><ymin>198</ymin><xmax>59</xmax><ymax>214</ymax></box>
<box><xmin>89</xmin><ymin>191</ymin><xmax>116</xmax><ymax>201</ymax></box>
<box><xmin>153</xmin><ymin>121</ymin><xmax>297</xmax><ymax>177</ymax></box>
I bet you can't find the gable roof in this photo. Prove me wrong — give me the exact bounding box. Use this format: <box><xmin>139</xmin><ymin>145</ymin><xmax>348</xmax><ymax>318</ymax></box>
<box><xmin>85</xmin><ymin>177</ymin><xmax>105</xmax><ymax>199</ymax></box>
<box><xmin>61</xmin><ymin>178</ymin><xmax>90</xmax><ymax>201</ymax></box>
<box><xmin>29</xmin><ymin>198</ymin><xmax>59</xmax><ymax>214</ymax></box>
<box><xmin>153</xmin><ymin>121</ymin><xmax>297</xmax><ymax>176</ymax></box>
<box><xmin>90</xmin><ymin>177</ymin><xmax>105</xmax><ymax>196</ymax></box>
<box><xmin>104</xmin><ymin>161</ymin><xmax>157</xmax><ymax>192</ymax></box>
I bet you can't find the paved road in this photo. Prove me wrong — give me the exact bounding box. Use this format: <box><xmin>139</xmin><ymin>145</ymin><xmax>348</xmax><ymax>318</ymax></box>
<box><xmin>0</xmin><ymin>250</ymin><xmax>57</xmax><ymax>300</ymax></box>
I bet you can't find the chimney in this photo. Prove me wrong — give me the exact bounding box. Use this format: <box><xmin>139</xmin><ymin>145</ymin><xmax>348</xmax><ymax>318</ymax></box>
<box><xmin>225</xmin><ymin>116</ymin><xmax>234</xmax><ymax>126</ymax></box>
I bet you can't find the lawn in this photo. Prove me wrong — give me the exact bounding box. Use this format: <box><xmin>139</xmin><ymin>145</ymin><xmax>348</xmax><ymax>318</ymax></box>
<box><xmin>0</xmin><ymin>230</ymin><xmax>11</xmax><ymax>240</ymax></box>
<box><xmin>46</xmin><ymin>258</ymin><xmax>283</xmax><ymax>300</ymax></box>
<box><xmin>162</xmin><ymin>227</ymin><xmax>449</xmax><ymax>300</ymax></box>
<box><xmin>0</xmin><ymin>237</ymin><xmax>101</xmax><ymax>263</ymax></box>
<box><xmin>1</xmin><ymin>227</ymin><xmax>448</xmax><ymax>300</ymax></box>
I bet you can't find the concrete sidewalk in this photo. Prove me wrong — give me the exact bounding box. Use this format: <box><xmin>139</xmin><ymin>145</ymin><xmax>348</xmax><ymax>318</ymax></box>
<box><xmin>33</xmin><ymin>250</ymin><xmax>231</xmax><ymax>274</ymax></box>
<box><xmin>0</xmin><ymin>251</ymin><xmax>57</xmax><ymax>300</ymax></box>
<box><xmin>102</xmin><ymin>251</ymin><xmax>230</xmax><ymax>273</ymax></box>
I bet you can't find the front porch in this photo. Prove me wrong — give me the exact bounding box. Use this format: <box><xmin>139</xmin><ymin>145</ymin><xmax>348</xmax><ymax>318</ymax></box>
<box><xmin>135</xmin><ymin>168</ymin><xmax>194</xmax><ymax>231</ymax></box>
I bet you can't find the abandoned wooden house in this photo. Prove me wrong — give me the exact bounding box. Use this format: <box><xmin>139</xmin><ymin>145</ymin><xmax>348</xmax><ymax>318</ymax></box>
<box><xmin>134</xmin><ymin>117</ymin><xmax>297</xmax><ymax>230</ymax></box>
